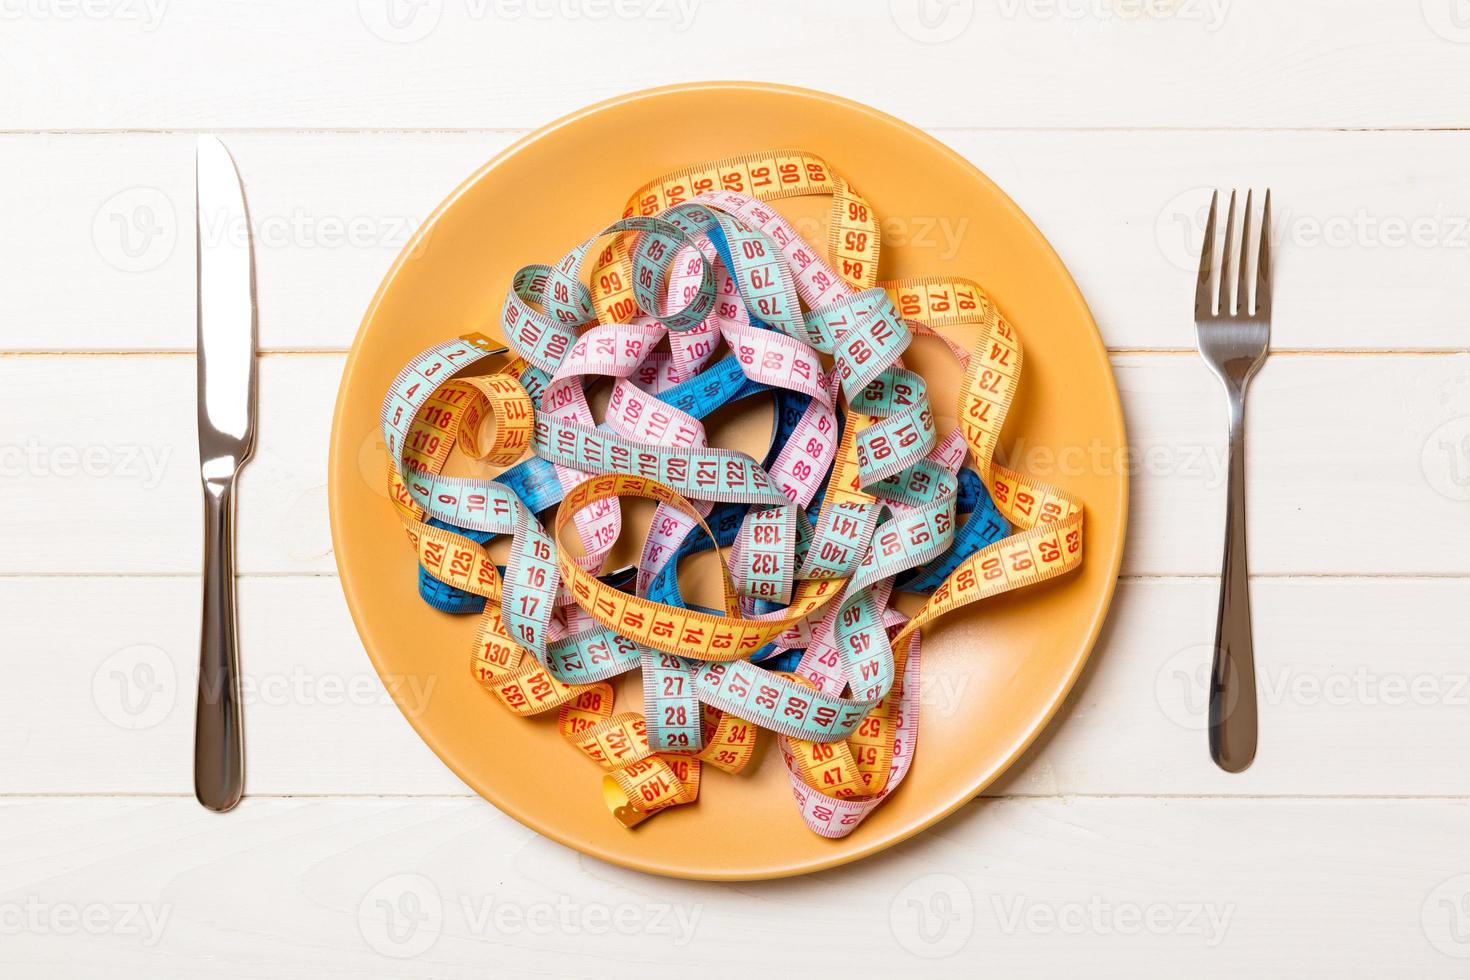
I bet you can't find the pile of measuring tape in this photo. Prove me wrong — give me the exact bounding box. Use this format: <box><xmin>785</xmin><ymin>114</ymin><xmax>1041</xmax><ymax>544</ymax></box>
<box><xmin>382</xmin><ymin>151</ymin><xmax>1083</xmax><ymax>837</ymax></box>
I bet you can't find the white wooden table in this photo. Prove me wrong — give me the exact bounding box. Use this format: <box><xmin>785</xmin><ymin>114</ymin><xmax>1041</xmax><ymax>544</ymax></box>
<box><xmin>5</xmin><ymin>2</ymin><xmax>1470</xmax><ymax>975</ymax></box>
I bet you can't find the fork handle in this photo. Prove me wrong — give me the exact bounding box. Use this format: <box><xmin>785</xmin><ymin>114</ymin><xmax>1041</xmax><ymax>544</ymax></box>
<box><xmin>195</xmin><ymin>476</ymin><xmax>245</xmax><ymax>811</ymax></box>
<box><xmin>1209</xmin><ymin>394</ymin><xmax>1257</xmax><ymax>772</ymax></box>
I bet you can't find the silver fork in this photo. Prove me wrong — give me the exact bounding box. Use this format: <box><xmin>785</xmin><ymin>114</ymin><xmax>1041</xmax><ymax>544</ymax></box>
<box><xmin>1194</xmin><ymin>189</ymin><xmax>1272</xmax><ymax>773</ymax></box>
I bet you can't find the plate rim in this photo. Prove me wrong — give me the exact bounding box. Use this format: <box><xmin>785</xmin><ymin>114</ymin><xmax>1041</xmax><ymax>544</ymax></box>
<box><xmin>327</xmin><ymin>80</ymin><xmax>1128</xmax><ymax>881</ymax></box>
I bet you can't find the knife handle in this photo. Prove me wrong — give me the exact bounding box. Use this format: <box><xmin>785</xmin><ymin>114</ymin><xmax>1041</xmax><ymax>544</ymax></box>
<box><xmin>195</xmin><ymin>476</ymin><xmax>244</xmax><ymax>812</ymax></box>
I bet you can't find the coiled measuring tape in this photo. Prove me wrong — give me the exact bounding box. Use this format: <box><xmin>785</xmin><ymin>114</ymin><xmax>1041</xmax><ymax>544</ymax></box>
<box><xmin>381</xmin><ymin>150</ymin><xmax>1083</xmax><ymax>837</ymax></box>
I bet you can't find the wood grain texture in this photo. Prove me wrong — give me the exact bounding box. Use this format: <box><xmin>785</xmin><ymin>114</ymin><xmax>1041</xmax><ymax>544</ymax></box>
<box><xmin>8</xmin><ymin>129</ymin><xmax>1470</xmax><ymax>352</ymax></box>
<box><xmin>7</xmin><ymin>575</ymin><xmax>1469</xmax><ymax>798</ymax></box>
<box><xmin>0</xmin><ymin>796</ymin><xmax>1467</xmax><ymax>976</ymax></box>
<box><xmin>3</xmin><ymin>1</ymin><xmax>1470</xmax><ymax>130</ymax></box>
<box><xmin>4</xmin><ymin>352</ymin><xmax>1467</xmax><ymax>575</ymax></box>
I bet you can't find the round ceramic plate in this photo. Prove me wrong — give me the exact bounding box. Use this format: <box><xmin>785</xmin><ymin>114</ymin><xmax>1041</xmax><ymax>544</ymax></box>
<box><xmin>328</xmin><ymin>82</ymin><xmax>1126</xmax><ymax>880</ymax></box>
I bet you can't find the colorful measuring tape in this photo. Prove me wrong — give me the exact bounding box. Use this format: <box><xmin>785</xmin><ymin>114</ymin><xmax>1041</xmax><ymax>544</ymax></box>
<box><xmin>381</xmin><ymin>150</ymin><xmax>1084</xmax><ymax>837</ymax></box>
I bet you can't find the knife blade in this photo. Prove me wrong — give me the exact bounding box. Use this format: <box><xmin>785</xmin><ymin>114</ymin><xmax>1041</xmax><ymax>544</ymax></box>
<box><xmin>194</xmin><ymin>135</ymin><xmax>257</xmax><ymax>812</ymax></box>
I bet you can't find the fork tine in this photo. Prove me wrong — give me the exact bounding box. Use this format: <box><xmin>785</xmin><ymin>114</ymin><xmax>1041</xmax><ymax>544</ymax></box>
<box><xmin>1195</xmin><ymin>190</ymin><xmax>1218</xmax><ymax>319</ymax></box>
<box><xmin>1218</xmin><ymin>190</ymin><xmax>1236</xmax><ymax>316</ymax></box>
<box><xmin>1237</xmin><ymin>189</ymin><xmax>1253</xmax><ymax>316</ymax></box>
<box><xmin>1256</xmin><ymin>189</ymin><xmax>1272</xmax><ymax>319</ymax></box>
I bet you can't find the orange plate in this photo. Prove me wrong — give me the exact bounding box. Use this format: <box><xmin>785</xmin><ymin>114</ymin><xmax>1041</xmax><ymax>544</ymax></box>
<box><xmin>328</xmin><ymin>82</ymin><xmax>1127</xmax><ymax>880</ymax></box>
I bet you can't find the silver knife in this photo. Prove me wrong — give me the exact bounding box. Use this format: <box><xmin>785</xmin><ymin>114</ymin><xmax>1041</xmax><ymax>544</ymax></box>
<box><xmin>194</xmin><ymin>135</ymin><xmax>257</xmax><ymax>812</ymax></box>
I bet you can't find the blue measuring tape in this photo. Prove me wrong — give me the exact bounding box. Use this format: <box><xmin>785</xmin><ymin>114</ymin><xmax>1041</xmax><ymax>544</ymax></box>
<box><xmin>897</xmin><ymin>468</ymin><xmax>1009</xmax><ymax>593</ymax></box>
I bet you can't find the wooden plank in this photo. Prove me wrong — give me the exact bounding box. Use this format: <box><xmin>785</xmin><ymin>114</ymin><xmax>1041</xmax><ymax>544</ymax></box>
<box><xmin>3</xmin><ymin>352</ymin><xmax>1467</xmax><ymax>575</ymax></box>
<box><xmin>3</xmin><ymin>575</ymin><xmax>465</xmax><ymax>797</ymax></box>
<box><xmin>992</xmin><ymin>575</ymin><xmax>1470</xmax><ymax>796</ymax></box>
<box><xmin>1109</xmin><ymin>351</ymin><xmax>1470</xmax><ymax>576</ymax></box>
<box><xmin>0</xmin><ymin>353</ymin><xmax>339</xmax><ymax>574</ymax></box>
<box><xmin>3</xmin><ymin>2</ymin><xmax>1470</xmax><ymax>130</ymax></box>
<box><xmin>0</xmin><ymin>132</ymin><xmax>512</xmax><ymax>352</ymax></box>
<box><xmin>8</xmin><ymin>574</ymin><xmax>1470</xmax><ymax>798</ymax></box>
<box><xmin>0</xmin><ymin>795</ymin><xmax>1466</xmax><ymax>975</ymax></box>
<box><xmin>8</xmin><ymin>129</ymin><xmax>1470</xmax><ymax>353</ymax></box>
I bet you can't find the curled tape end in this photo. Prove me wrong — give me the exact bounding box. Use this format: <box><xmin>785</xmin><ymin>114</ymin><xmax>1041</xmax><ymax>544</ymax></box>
<box><xmin>603</xmin><ymin>777</ymin><xmax>652</xmax><ymax>829</ymax></box>
<box><xmin>458</xmin><ymin>332</ymin><xmax>510</xmax><ymax>355</ymax></box>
